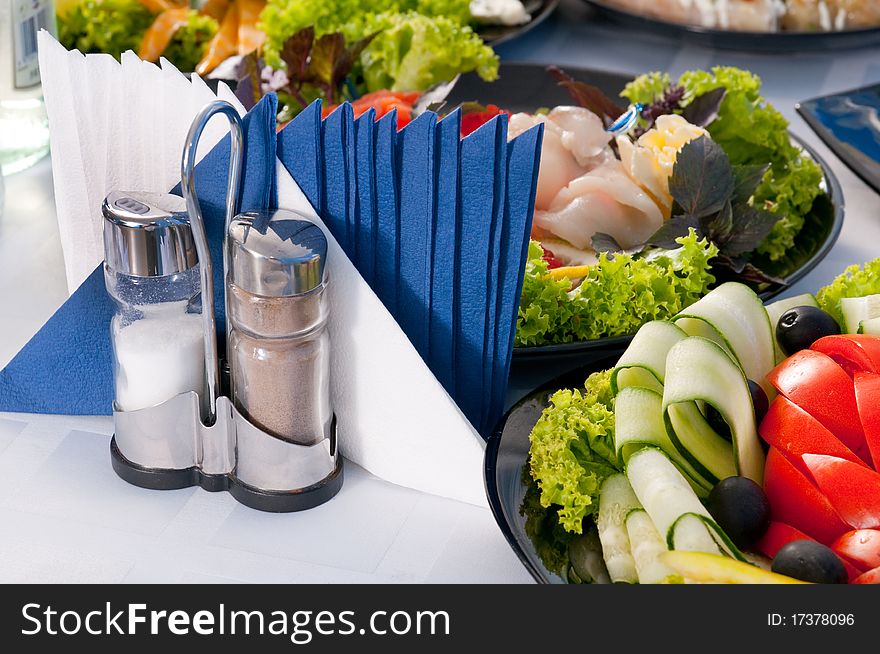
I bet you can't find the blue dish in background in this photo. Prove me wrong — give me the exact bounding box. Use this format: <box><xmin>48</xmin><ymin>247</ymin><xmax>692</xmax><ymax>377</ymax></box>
<box><xmin>798</xmin><ymin>85</ymin><xmax>880</xmax><ymax>196</ymax></box>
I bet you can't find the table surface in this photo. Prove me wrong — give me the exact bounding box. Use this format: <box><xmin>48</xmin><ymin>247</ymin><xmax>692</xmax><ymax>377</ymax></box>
<box><xmin>1</xmin><ymin>0</ymin><xmax>879</xmax><ymax>583</ymax></box>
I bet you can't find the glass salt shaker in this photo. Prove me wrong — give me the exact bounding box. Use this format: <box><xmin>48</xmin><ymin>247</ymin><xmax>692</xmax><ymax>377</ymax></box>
<box><xmin>103</xmin><ymin>191</ymin><xmax>206</xmax><ymax>413</ymax></box>
<box><xmin>226</xmin><ymin>209</ymin><xmax>332</xmax><ymax>446</ymax></box>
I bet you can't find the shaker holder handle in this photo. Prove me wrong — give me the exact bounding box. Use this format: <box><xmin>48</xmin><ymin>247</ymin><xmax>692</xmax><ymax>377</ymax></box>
<box><xmin>180</xmin><ymin>101</ymin><xmax>244</xmax><ymax>425</ymax></box>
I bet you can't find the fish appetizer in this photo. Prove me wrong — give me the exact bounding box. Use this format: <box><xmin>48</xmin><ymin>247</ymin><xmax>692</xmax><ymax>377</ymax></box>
<box><xmin>597</xmin><ymin>0</ymin><xmax>880</xmax><ymax>32</ymax></box>
<box><xmin>510</xmin><ymin>66</ymin><xmax>829</xmax><ymax>347</ymax></box>
<box><xmin>525</xmin><ymin>260</ymin><xmax>880</xmax><ymax>584</ymax></box>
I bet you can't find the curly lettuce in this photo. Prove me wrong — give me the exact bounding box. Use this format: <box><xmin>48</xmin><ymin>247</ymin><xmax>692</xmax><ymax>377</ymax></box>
<box><xmin>58</xmin><ymin>0</ymin><xmax>154</xmax><ymax>57</ymax></box>
<box><xmin>259</xmin><ymin>0</ymin><xmax>494</xmax><ymax>92</ymax></box>
<box><xmin>528</xmin><ymin>370</ymin><xmax>619</xmax><ymax>534</ymax></box>
<box><xmin>817</xmin><ymin>258</ymin><xmax>880</xmax><ymax>328</ymax></box>
<box><xmin>517</xmin><ymin>230</ymin><xmax>718</xmax><ymax>347</ymax></box>
<box><xmin>623</xmin><ymin>66</ymin><xmax>824</xmax><ymax>261</ymax></box>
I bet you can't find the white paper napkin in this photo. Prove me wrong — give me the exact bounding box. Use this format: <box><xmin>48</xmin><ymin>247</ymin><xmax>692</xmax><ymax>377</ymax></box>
<box><xmin>37</xmin><ymin>32</ymin><xmax>245</xmax><ymax>293</ymax></box>
<box><xmin>36</xmin><ymin>33</ymin><xmax>488</xmax><ymax>507</ymax></box>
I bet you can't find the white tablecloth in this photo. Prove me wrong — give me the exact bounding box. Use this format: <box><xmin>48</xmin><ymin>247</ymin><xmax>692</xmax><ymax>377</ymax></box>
<box><xmin>1</xmin><ymin>0</ymin><xmax>879</xmax><ymax>582</ymax></box>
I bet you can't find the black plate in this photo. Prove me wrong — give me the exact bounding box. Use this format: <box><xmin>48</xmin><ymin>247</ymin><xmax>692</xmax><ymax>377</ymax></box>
<box><xmin>582</xmin><ymin>0</ymin><xmax>880</xmax><ymax>51</ymax></box>
<box><xmin>447</xmin><ymin>63</ymin><xmax>845</xmax><ymax>364</ymax></box>
<box><xmin>486</xmin><ymin>357</ymin><xmax>619</xmax><ymax>583</ymax></box>
<box><xmin>480</xmin><ymin>0</ymin><xmax>560</xmax><ymax>46</ymax></box>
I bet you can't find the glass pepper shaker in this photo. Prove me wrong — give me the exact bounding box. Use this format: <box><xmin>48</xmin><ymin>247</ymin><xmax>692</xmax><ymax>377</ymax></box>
<box><xmin>226</xmin><ymin>208</ymin><xmax>332</xmax><ymax>446</ymax></box>
<box><xmin>102</xmin><ymin>191</ymin><xmax>206</xmax><ymax>413</ymax></box>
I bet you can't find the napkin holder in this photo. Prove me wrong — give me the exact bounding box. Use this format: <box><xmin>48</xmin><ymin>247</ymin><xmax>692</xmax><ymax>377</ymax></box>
<box><xmin>110</xmin><ymin>101</ymin><xmax>343</xmax><ymax>512</ymax></box>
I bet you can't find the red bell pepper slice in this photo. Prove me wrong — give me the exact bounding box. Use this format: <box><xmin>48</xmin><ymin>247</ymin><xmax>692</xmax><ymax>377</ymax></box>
<box><xmin>763</xmin><ymin>447</ymin><xmax>850</xmax><ymax>545</ymax></box>
<box><xmin>830</xmin><ymin>529</ymin><xmax>880</xmax><ymax>572</ymax></box>
<box><xmin>759</xmin><ymin>396</ymin><xmax>865</xmax><ymax>477</ymax></box>
<box><xmin>757</xmin><ymin>522</ymin><xmax>862</xmax><ymax>581</ymax></box>
<box><xmin>854</xmin><ymin>371</ymin><xmax>880</xmax><ymax>470</ymax></box>
<box><xmin>852</xmin><ymin>566</ymin><xmax>880</xmax><ymax>584</ymax></box>
<box><xmin>811</xmin><ymin>334</ymin><xmax>880</xmax><ymax>377</ymax></box>
<box><xmin>802</xmin><ymin>454</ymin><xmax>880</xmax><ymax>530</ymax></box>
<box><xmin>766</xmin><ymin>349</ymin><xmax>866</xmax><ymax>454</ymax></box>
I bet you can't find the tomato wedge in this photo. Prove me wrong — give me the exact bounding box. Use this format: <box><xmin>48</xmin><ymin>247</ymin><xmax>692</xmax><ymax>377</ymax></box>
<box><xmin>766</xmin><ymin>349</ymin><xmax>866</xmax><ymax>454</ymax></box>
<box><xmin>831</xmin><ymin>529</ymin><xmax>880</xmax><ymax>572</ymax></box>
<box><xmin>854</xmin><ymin>371</ymin><xmax>880</xmax><ymax>470</ymax></box>
<box><xmin>802</xmin><ymin>454</ymin><xmax>880</xmax><ymax>530</ymax></box>
<box><xmin>811</xmin><ymin>334</ymin><xmax>880</xmax><ymax>377</ymax></box>
<box><xmin>763</xmin><ymin>448</ymin><xmax>850</xmax><ymax>545</ymax></box>
<box><xmin>756</xmin><ymin>522</ymin><xmax>815</xmax><ymax>559</ymax></box>
<box><xmin>852</xmin><ymin>566</ymin><xmax>880</xmax><ymax>584</ymax></box>
<box><xmin>759</xmin><ymin>396</ymin><xmax>865</xmax><ymax>476</ymax></box>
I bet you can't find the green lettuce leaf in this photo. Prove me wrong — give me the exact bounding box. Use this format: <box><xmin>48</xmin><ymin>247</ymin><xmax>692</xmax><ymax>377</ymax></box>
<box><xmin>528</xmin><ymin>370</ymin><xmax>619</xmax><ymax>534</ymax></box>
<box><xmin>161</xmin><ymin>11</ymin><xmax>218</xmax><ymax>74</ymax></box>
<box><xmin>516</xmin><ymin>230</ymin><xmax>718</xmax><ymax>346</ymax></box>
<box><xmin>817</xmin><ymin>258</ymin><xmax>880</xmax><ymax>328</ymax></box>
<box><xmin>58</xmin><ymin>0</ymin><xmax>154</xmax><ymax>58</ymax></box>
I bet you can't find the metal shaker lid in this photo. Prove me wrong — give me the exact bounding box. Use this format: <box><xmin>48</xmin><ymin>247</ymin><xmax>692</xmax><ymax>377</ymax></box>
<box><xmin>102</xmin><ymin>191</ymin><xmax>198</xmax><ymax>277</ymax></box>
<box><xmin>227</xmin><ymin>209</ymin><xmax>328</xmax><ymax>297</ymax></box>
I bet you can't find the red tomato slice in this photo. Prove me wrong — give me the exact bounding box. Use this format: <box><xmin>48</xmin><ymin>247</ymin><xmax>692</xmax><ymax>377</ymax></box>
<box><xmin>802</xmin><ymin>454</ymin><xmax>880</xmax><ymax>530</ymax></box>
<box><xmin>854</xmin><ymin>371</ymin><xmax>880</xmax><ymax>470</ymax></box>
<box><xmin>852</xmin><ymin>566</ymin><xmax>880</xmax><ymax>584</ymax></box>
<box><xmin>763</xmin><ymin>447</ymin><xmax>850</xmax><ymax>545</ymax></box>
<box><xmin>831</xmin><ymin>529</ymin><xmax>880</xmax><ymax>572</ymax></box>
<box><xmin>759</xmin><ymin>396</ymin><xmax>865</xmax><ymax>476</ymax></box>
<box><xmin>811</xmin><ymin>335</ymin><xmax>880</xmax><ymax>377</ymax></box>
<box><xmin>766</xmin><ymin>349</ymin><xmax>866</xmax><ymax>453</ymax></box>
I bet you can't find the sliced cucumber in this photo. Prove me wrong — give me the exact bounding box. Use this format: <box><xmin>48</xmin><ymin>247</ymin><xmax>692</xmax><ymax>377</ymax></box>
<box><xmin>625</xmin><ymin>509</ymin><xmax>679</xmax><ymax>584</ymax></box>
<box><xmin>663</xmin><ymin>336</ymin><xmax>765</xmax><ymax>484</ymax></box>
<box><xmin>596</xmin><ymin>474</ymin><xmax>641</xmax><ymax>584</ymax></box>
<box><xmin>860</xmin><ymin>317</ymin><xmax>880</xmax><ymax>336</ymax></box>
<box><xmin>842</xmin><ymin>294</ymin><xmax>880</xmax><ymax>334</ymax></box>
<box><xmin>611</xmin><ymin>321</ymin><xmax>687</xmax><ymax>394</ymax></box>
<box><xmin>674</xmin><ymin>282</ymin><xmax>775</xmax><ymax>397</ymax></box>
<box><xmin>626</xmin><ymin>448</ymin><xmax>746</xmax><ymax>561</ymax></box>
<box><xmin>614</xmin><ymin>386</ymin><xmax>712</xmax><ymax>494</ymax></box>
<box><xmin>665</xmin><ymin>402</ymin><xmax>736</xmax><ymax>484</ymax></box>
<box><xmin>765</xmin><ymin>293</ymin><xmax>819</xmax><ymax>364</ymax></box>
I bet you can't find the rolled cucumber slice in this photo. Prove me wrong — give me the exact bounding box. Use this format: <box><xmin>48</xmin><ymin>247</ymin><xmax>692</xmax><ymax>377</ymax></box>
<box><xmin>611</xmin><ymin>321</ymin><xmax>687</xmax><ymax>394</ymax></box>
<box><xmin>625</xmin><ymin>509</ymin><xmax>679</xmax><ymax>584</ymax></box>
<box><xmin>765</xmin><ymin>293</ymin><xmax>819</xmax><ymax>364</ymax></box>
<box><xmin>841</xmin><ymin>295</ymin><xmax>880</xmax><ymax>334</ymax></box>
<box><xmin>626</xmin><ymin>448</ymin><xmax>745</xmax><ymax>561</ymax></box>
<box><xmin>613</xmin><ymin>386</ymin><xmax>713</xmax><ymax>495</ymax></box>
<box><xmin>663</xmin><ymin>336</ymin><xmax>765</xmax><ymax>484</ymax></box>
<box><xmin>596</xmin><ymin>474</ymin><xmax>641</xmax><ymax>584</ymax></box>
<box><xmin>859</xmin><ymin>317</ymin><xmax>880</xmax><ymax>336</ymax></box>
<box><xmin>674</xmin><ymin>282</ymin><xmax>775</xmax><ymax>397</ymax></box>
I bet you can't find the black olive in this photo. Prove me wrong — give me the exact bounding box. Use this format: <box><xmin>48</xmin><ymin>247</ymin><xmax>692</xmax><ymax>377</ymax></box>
<box><xmin>705</xmin><ymin>404</ymin><xmax>732</xmax><ymax>440</ymax></box>
<box><xmin>707</xmin><ymin>476</ymin><xmax>771</xmax><ymax>550</ymax></box>
<box><xmin>748</xmin><ymin>380</ymin><xmax>769</xmax><ymax>424</ymax></box>
<box><xmin>771</xmin><ymin>540</ymin><xmax>848</xmax><ymax>584</ymax></box>
<box><xmin>776</xmin><ymin>306</ymin><xmax>841</xmax><ymax>356</ymax></box>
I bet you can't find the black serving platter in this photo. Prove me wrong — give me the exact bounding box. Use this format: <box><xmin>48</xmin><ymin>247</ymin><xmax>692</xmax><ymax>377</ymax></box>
<box><xmin>447</xmin><ymin>63</ymin><xmax>845</xmax><ymax>365</ymax></box>
<box><xmin>486</xmin><ymin>357</ymin><xmax>619</xmax><ymax>583</ymax></box>
<box><xmin>582</xmin><ymin>0</ymin><xmax>880</xmax><ymax>52</ymax></box>
<box><xmin>481</xmin><ymin>0</ymin><xmax>560</xmax><ymax>46</ymax></box>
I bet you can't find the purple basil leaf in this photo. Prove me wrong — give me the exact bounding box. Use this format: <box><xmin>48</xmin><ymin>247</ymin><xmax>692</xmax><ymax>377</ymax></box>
<box><xmin>720</xmin><ymin>205</ymin><xmax>783</xmax><ymax>257</ymax></box>
<box><xmin>591</xmin><ymin>232</ymin><xmax>624</xmax><ymax>253</ymax></box>
<box><xmin>233</xmin><ymin>52</ymin><xmax>263</xmax><ymax>111</ymax></box>
<box><xmin>280</xmin><ymin>26</ymin><xmax>314</xmax><ymax>84</ymax></box>
<box><xmin>669</xmin><ymin>136</ymin><xmax>735</xmax><ymax>217</ymax></box>
<box><xmin>638</xmin><ymin>84</ymin><xmax>686</xmax><ymax>135</ymax></box>
<box><xmin>547</xmin><ymin>65</ymin><xmax>625</xmax><ymax>125</ymax></box>
<box><xmin>698</xmin><ymin>199</ymin><xmax>734</xmax><ymax>244</ymax></box>
<box><xmin>731</xmin><ymin>163</ymin><xmax>770</xmax><ymax>205</ymax></box>
<box><xmin>647</xmin><ymin>214</ymin><xmax>702</xmax><ymax>249</ymax></box>
<box><xmin>681</xmin><ymin>87</ymin><xmax>727</xmax><ymax>128</ymax></box>
<box><xmin>712</xmin><ymin>254</ymin><xmax>786</xmax><ymax>287</ymax></box>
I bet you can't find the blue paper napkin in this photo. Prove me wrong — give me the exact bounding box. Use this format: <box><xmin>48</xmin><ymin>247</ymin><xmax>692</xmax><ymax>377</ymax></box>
<box><xmin>0</xmin><ymin>94</ymin><xmax>279</xmax><ymax>415</ymax></box>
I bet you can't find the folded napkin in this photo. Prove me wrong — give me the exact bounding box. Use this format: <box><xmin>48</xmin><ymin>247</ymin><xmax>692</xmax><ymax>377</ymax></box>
<box><xmin>277</xmin><ymin>102</ymin><xmax>543</xmax><ymax>436</ymax></box>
